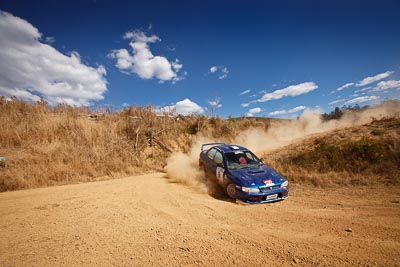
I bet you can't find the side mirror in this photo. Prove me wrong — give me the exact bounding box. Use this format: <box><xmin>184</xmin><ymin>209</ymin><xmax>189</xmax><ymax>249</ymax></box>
<box><xmin>260</xmin><ymin>157</ymin><xmax>265</xmax><ymax>162</ymax></box>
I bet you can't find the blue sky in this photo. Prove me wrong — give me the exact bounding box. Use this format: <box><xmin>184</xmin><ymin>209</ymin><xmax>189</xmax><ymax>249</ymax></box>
<box><xmin>0</xmin><ymin>0</ymin><xmax>399</xmax><ymax>118</ymax></box>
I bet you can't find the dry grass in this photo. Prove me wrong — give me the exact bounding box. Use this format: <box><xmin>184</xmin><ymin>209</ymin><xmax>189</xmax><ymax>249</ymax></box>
<box><xmin>0</xmin><ymin>98</ymin><xmax>139</xmax><ymax>190</ymax></box>
<box><xmin>1</xmin><ymin>96</ymin><xmax>399</xmax><ymax>191</ymax></box>
<box><xmin>0</xmin><ymin>97</ymin><xmax>274</xmax><ymax>191</ymax></box>
<box><xmin>265</xmin><ymin>117</ymin><xmax>400</xmax><ymax>187</ymax></box>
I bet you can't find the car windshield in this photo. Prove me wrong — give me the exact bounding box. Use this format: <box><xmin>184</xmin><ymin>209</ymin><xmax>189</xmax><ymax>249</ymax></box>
<box><xmin>225</xmin><ymin>151</ymin><xmax>262</xmax><ymax>170</ymax></box>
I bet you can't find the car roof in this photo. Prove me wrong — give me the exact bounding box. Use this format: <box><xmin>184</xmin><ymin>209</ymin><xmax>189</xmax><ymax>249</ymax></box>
<box><xmin>213</xmin><ymin>144</ymin><xmax>249</xmax><ymax>153</ymax></box>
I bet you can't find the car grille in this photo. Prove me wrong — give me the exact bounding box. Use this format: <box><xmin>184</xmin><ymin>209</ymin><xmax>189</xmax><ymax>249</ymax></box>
<box><xmin>259</xmin><ymin>185</ymin><xmax>280</xmax><ymax>192</ymax></box>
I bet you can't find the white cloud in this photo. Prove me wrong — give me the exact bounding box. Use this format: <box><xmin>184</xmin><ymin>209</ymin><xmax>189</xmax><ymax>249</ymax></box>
<box><xmin>167</xmin><ymin>46</ymin><xmax>177</xmax><ymax>52</ymax></box>
<box><xmin>356</xmin><ymin>71</ymin><xmax>393</xmax><ymax>87</ymax></box>
<box><xmin>336</xmin><ymin>82</ymin><xmax>354</xmax><ymax>91</ymax></box>
<box><xmin>208</xmin><ymin>99</ymin><xmax>222</xmax><ymax>109</ymax></box>
<box><xmin>268</xmin><ymin>110</ymin><xmax>286</xmax><ymax>116</ymax></box>
<box><xmin>353</xmin><ymin>80</ymin><xmax>400</xmax><ymax>95</ymax></box>
<box><xmin>344</xmin><ymin>96</ymin><xmax>380</xmax><ymax>105</ymax></box>
<box><xmin>258</xmin><ymin>82</ymin><xmax>318</xmax><ymax>103</ymax></box>
<box><xmin>44</xmin><ymin>36</ymin><xmax>55</xmax><ymax>44</ymax></box>
<box><xmin>328</xmin><ymin>98</ymin><xmax>348</xmax><ymax>106</ymax></box>
<box><xmin>157</xmin><ymin>98</ymin><xmax>204</xmax><ymax>115</ymax></box>
<box><xmin>209</xmin><ymin>65</ymin><xmax>229</xmax><ymax>79</ymax></box>
<box><xmin>268</xmin><ymin>105</ymin><xmax>306</xmax><ymax>116</ymax></box>
<box><xmin>239</xmin><ymin>89</ymin><xmax>251</xmax><ymax>96</ymax></box>
<box><xmin>0</xmin><ymin>11</ymin><xmax>107</xmax><ymax>106</ymax></box>
<box><xmin>288</xmin><ymin>106</ymin><xmax>307</xmax><ymax>113</ymax></box>
<box><xmin>109</xmin><ymin>30</ymin><xmax>183</xmax><ymax>82</ymax></box>
<box><xmin>241</xmin><ymin>102</ymin><xmax>250</xmax><ymax>108</ymax></box>
<box><xmin>246</xmin><ymin>107</ymin><xmax>262</xmax><ymax>117</ymax></box>
<box><xmin>372</xmin><ymin>80</ymin><xmax>400</xmax><ymax>91</ymax></box>
<box><xmin>171</xmin><ymin>59</ymin><xmax>183</xmax><ymax>72</ymax></box>
<box><xmin>354</xmin><ymin>87</ymin><xmax>372</xmax><ymax>93</ymax></box>
<box><xmin>219</xmin><ymin>67</ymin><xmax>229</xmax><ymax>79</ymax></box>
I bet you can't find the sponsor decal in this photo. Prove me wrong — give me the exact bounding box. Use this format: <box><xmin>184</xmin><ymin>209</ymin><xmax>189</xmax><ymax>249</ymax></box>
<box><xmin>263</xmin><ymin>179</ymin><xmax>274</xmax><ymax>186</ymax></box>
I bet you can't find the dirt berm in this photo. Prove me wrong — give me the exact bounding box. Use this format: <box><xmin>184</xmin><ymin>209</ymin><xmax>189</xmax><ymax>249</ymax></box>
<box><xmin>1</xmin><ymin>172</ymin><xmax>400</xmax><ymax>266</ymax></box>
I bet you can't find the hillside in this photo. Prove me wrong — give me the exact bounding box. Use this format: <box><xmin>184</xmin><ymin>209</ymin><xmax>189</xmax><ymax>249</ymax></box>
<box><xmin>0</xmin><ymin>97</ymin><xmax>272</xmax><ymax>191</ymax></box>
<box><xmin>1</xmin><ymin>97</ymin><xmax>399</xmax><ymax>191</ymax></box>
<box><xmin>266</xmin><ymin>117</ymin><xmax>400</xmax><ymax>187</ymax></box>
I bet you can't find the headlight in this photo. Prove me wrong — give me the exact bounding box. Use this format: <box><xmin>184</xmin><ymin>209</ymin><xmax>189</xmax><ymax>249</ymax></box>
<box><xmin>281</xmin><ymin>181</ymin><xmax>288</xmax><ymax>187</ymax></box>
<box><xmin>241</xmin><ymin>187</ymin><xmax>260</xmax><ymax>193</ymax></box>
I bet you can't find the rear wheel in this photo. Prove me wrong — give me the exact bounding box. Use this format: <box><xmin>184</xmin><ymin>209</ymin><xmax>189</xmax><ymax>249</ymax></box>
<box><xmin>225</xmin><ymin>183</ymin><xmax>237</xmax><ymax>199</ymax></box>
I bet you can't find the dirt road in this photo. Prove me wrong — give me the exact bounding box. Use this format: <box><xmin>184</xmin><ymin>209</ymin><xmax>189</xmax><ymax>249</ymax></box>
<box><xmin>1</xmin><ymin>172</ymin><xmax>399</xmax><ymax>266</ymax></box>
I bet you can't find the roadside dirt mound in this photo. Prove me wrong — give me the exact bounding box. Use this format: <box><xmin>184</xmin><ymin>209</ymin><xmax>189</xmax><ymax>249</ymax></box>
<box><xmin>1</xmin><ymin>173</ymin><xmax>399</xmax><ymax>266</ymax></box>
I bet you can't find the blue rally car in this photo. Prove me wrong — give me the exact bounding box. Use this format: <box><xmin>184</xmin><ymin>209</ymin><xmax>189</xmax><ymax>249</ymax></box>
<box><xmin>199</xmin><ymin>143</ymin><xmax>289</xmax><ymax>204</ymax></box>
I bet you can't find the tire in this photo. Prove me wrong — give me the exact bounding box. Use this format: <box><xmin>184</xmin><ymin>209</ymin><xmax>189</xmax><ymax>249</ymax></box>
<box><xmin>225</xmin><ymin>183</ymin><xmax>237</xmax><ymax>199</ymax></box>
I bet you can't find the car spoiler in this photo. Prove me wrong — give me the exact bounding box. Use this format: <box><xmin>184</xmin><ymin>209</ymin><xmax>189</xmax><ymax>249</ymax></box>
<box><xmin>201</xmin><ymin>142</ymin><xmax>225</xmax><ymax>151</ymax></box>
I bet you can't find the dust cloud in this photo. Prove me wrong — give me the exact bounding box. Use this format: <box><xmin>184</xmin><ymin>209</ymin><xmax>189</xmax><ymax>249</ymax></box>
<box><xmin>165</xmin><ymin>101</ymin><xmax>400</xmax><ymax>187</ymax></box>
<box><xmin>164</xmin><ymin>137</ymin><xmax>213</xmax><ymax>193</ymax></box>
<box><xmin>236</xmin><ymin>101</ymin><xmax>400</xmax><ymax>153</ymax></box>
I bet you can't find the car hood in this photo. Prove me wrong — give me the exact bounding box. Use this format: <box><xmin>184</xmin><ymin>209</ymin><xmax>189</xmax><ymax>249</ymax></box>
<box><xmin>230</xmin><ymin>165</ymin><xmax>286</xmax><ymax>187</ymax></box>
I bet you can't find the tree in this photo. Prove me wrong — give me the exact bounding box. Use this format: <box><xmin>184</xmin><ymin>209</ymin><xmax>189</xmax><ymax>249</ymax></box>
<box><xmin>208</xmin><ymin>96</ymin><xmax>222</xmax><ymax>118</ymax></box>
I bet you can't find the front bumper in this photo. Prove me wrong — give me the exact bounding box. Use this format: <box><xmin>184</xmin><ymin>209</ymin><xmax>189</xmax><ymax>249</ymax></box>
<box><xmin>236</xmin><ymin>186</ymin><xmax>289</xmax><ymax>204</ymax></box>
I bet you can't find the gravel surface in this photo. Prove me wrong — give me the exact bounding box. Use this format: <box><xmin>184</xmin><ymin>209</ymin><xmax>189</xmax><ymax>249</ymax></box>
<box><xmin>1</xmin><ymin>172</ymin><xmax>399</xmax><ymax>266</ymax></box>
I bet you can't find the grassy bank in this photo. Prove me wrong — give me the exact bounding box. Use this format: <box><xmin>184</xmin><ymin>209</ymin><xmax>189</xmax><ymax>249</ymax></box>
<box><xmin>0</xmin><ymin>97</ymin><xmax>273</xmax><ymax>191</ymax></box>
<box><xmin>266</xmin><ymin>117</ymin><xmax>400</xmax><ymax>187</ymax></box>
<box><xmin>1</xmin><ymin>97</ymin><xmax>399</xmax><ymax>191</ymax></box>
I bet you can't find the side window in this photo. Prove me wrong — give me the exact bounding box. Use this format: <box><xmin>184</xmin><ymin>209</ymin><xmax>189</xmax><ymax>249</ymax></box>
<box><xmin>213</xmin><ymin>151</ymin><xmax>224</xmax><ymax>165</ymax></box>
<box><xmin>207</xmin><ymin>148</ymin><xmax>217</xmax><ymax>160</ymax></box>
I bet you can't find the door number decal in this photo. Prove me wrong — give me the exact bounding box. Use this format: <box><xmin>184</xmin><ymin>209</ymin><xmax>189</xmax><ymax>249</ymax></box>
<box><xmin>216</xmin><ymin>167</ymin><xmax>225</xmax><ymax>181</ymax></box>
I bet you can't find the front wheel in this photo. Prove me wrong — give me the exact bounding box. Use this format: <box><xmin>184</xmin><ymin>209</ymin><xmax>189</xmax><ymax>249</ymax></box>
<box><xmin>225</xmin><ymin>183</ymin><xmax>237</xmax><ymax>199</ymax></box>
